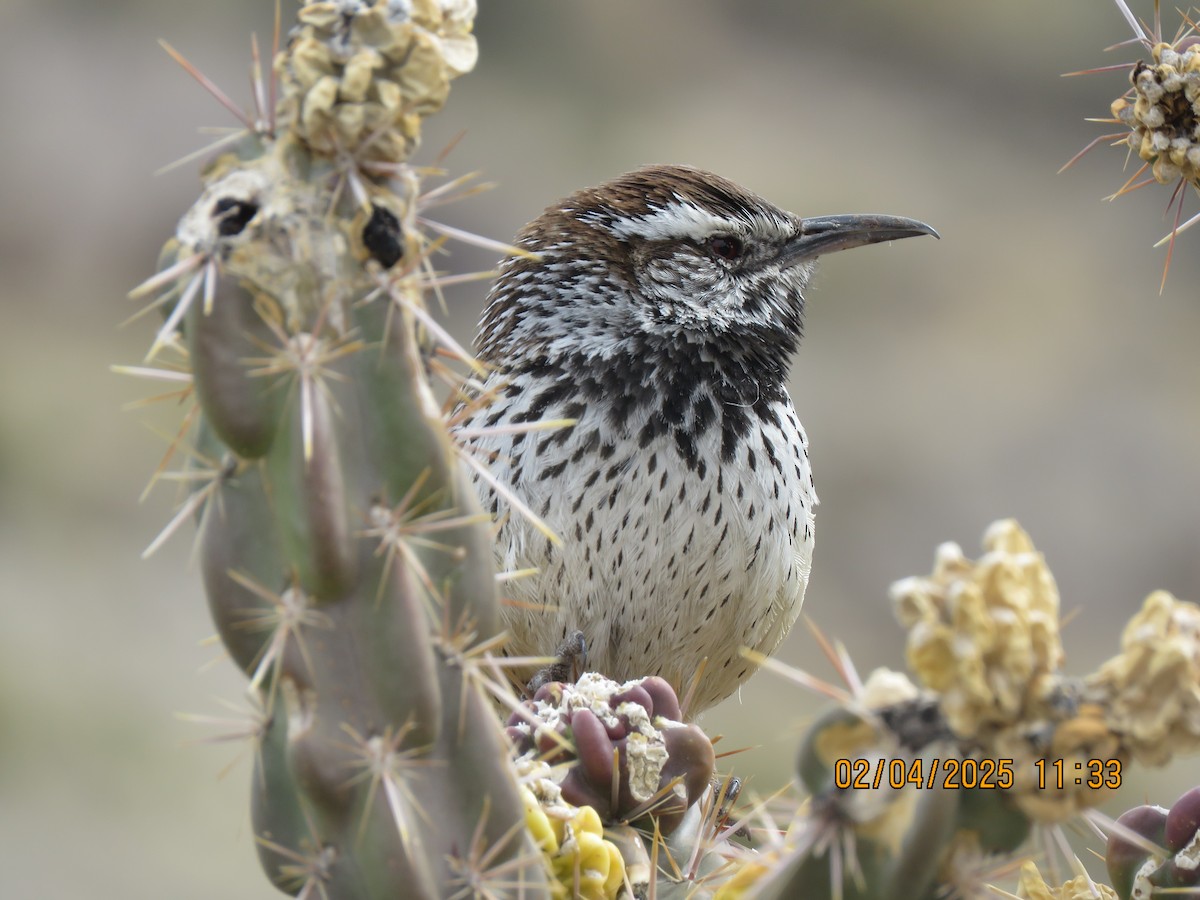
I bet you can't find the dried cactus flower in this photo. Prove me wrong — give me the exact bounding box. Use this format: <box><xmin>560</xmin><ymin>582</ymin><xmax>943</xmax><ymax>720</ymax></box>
<box><xmin>1065</xmin><ymin>1</ymin><xmax>1200</xmax><ymax>287</ymax></box>
<box><xmin>276</xmin><ymin>0</ymin><xmax>478</xmax><ymax>163</ymax></box>
<box><xmin>890</xmin><ymin>521</ymin><xmax>1125</xmax><ymax>822</ymax></box>
<box><xmin>1017</xmin><ymin>860</ymin><xmax>1119</xmax><ymax>900</ymax></box>
<box><xmin>505</xmin><ymin>672</ymin><xmax>715</xmax><ymax>836</ymax></box>
<box><xmin>1087</xmin><ymin>590</ymin><xmax>1200</xmax><ymax>764</ymax></box>
<box><xmin>1113</xmin><ymin>39</ymin><xmax>1200</xmax><ymax>187</ymax></box>
<box><xmin>890</xmin><ymin>519</ymin><xmax>1064</xmax><ymax>740</ymax></box>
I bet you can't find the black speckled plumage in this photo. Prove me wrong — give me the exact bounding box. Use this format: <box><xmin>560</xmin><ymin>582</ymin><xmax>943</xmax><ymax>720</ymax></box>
<box><xmin>455</xmin><ymin>165</ymin><xmax>934</xmax><ymax>714</ymax></box>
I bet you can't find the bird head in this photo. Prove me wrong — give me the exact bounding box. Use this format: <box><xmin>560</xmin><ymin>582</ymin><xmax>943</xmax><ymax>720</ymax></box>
<box><xmin>476</xmin><ymin>165</ymin><xmax>936</xmax><ymax>368</ymax></box>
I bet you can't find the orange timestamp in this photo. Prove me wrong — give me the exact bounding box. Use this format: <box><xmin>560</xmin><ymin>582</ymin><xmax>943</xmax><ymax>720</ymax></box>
<box><xmin>1034</xmin><ymin>758</ymin><xmax>1122</xmax><ymax>790</ymax></box>
<box><xmin>834</xmin><ymin>757</ymin><xmax>1014</xmax><ymax>790</ymax></box>
<box><xmin>832</xmin><ymin>757</ymin><xmax>1124</xmax><ymax>791</ymax></box>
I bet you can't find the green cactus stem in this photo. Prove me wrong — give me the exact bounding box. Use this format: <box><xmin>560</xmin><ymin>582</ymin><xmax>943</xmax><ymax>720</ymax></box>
<box><xmin>132</xmin><ymin>1</ymin><xmax>549</xmax><ymax>895</ymax></box>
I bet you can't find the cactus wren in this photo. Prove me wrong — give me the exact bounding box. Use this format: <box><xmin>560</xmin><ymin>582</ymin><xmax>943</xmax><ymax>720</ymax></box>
<box><xmin>458</xmin><ymin>165</ymin><xmax>935</xmax><ymax>715</ymax></box>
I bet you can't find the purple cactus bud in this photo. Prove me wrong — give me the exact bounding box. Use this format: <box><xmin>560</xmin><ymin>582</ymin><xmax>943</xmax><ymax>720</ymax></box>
<box><xmin>1107</xmin><ymin>804</ymin><xmax>1169</xmax><ymax>900</ymax></box>
<box><xmin>532</xmin><ymin>682</ymin><xmax>563</xmax><ymax>706</ymax></box>
<box><xmin>662</xmin><ymin>724</ymin><xmax>717</xmax><ymax>807</ymax></box>
<box><xmin>609</xmin><ymin>684</ymin><xmax>653</xmax><ymax>738</ymax></box>
<box><xmin>639</xmin><ymin>676</ymin><xmax>682</xmax><ymax>722</ymax></box>
<box><xmin>611</xmin><ymin>684</ymin><xmax>654</xmax><ymax>715</ymax></box>
<box><xmin>600</xmin><ymin>715</ymin><xmax>627</xmax><ymax>741</ymax></box>
<box><xmin>560</xmin><ymin>767</ymin><xmax>610</xmax><ymax>819</ymax></box>
<box><xmin>504</xmin><ymin>725</ymin><xmax>531</xmax><ymax>751</ymax></box>
<box><xmin>1165</xmin><ymin>787</ymin><xmax>1200</xmax><ymax>853</ymax></box>
<box><xmin>535</xmin><ymin>727</ymin><xmax>568</xmax><ymax>763</ymax></box>
<box><xmin>505</xmin><ymin>705</ymin><xmax>529</xmax><ymax>728</ymax></box>
<box><xmin>1157</xmin><ymin>859</ymin><xmax>1200</xmax><ymax>889</ymax></box>
<box><xmin>571</xmin><ymin>709</ymin><xmax>617</xmax><ymax>786</ymax></box>
<box><xmin>503</xmin><ymin>672</ymin><xmax>713</xmax><ymax>838</ymax></box>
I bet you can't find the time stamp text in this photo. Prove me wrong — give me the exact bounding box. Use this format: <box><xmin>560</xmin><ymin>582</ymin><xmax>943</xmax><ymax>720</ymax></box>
<box><xmin>834</xmin><ymin>758</ymin><xmax>1123</xmax><ymax>791</ymax></box>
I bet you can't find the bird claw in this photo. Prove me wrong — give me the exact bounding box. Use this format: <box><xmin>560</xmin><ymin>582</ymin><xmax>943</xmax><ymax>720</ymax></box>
<box><xmin>525</xmin><ymin>630</ymin><xmax>587</xmax><ymax>696</ymax></box>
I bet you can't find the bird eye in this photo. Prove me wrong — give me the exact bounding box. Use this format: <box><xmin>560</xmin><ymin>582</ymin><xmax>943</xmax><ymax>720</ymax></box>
<box><xmin>707</xmin><ymin>234</ymin><xmax>744</xmax><ymax>261</ymax></box>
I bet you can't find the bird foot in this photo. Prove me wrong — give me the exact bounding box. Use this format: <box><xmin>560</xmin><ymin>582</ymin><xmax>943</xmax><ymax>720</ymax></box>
<box><xmin>525</xmin><ymin>630</ymin><xmax>587</xmax><ymax>696</ymax></box>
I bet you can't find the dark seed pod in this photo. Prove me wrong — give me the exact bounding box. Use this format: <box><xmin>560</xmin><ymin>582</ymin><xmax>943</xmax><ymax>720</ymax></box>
<box><xmin>363</xmin><ymin>204</ymin><xmax>404</xmax><ymax>268</ymax></box>
<box><xmin>212</xmin><ymin>197</ymin><xmax>259</xmax><ymax>236</ymax></box>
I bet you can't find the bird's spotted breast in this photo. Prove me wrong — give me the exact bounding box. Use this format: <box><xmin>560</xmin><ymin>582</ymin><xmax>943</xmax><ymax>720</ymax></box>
<box><xmin>461</xmin><ymin>359</ymin><xmax>816</xmax><ymax>714</ymax></box>
<box><xmin>458</xmin><ymin>164</ymin><xmax>933</xmax><ymax>714</ymax></box>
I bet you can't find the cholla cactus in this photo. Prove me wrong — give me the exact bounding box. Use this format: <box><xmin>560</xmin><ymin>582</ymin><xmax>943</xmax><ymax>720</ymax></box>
<box><xmin>889</xmin><ymin>523</ymin><xmax>1200</xmax><ymax>815</ymax></box>
<box><xmin>1113</xmin><ymin>39</ymin><xmax>1200</xmax><ymax>187</ymax></box>
<box><xmin>889</xmin><ymin>520</ymin><xmax>1118</xmax><ymax>824</ymax></box>
<box><xmin>506</xmin><ymin>674</ymin><xmax>715</xmax><ymax>837</ymax></box>
<box><xmin>275</xmin><ymin>0</ymin><xmax>478</xmax><ymax>164</ymax></box>
<box><xmin>126</xmin><ymin>1</ymin><xmax>556</xmax><ymax>896</ymax></box>
<box><xmin>1066</xmin><ymin>1</ymin><xmax>1200</xmax><ymax>287</ymax></box>
<box><xmin>715</xmin><ymin>521</ymin><xmax>1200</xmax><ymax>899</ymax></box>
<box><xmin>891</xmin><ymin>520</ymin><xmax>1064</xmax><ymax>744</ymax></box>
<box><xmin>1087</xmin><ymin>590</ymin><xmax>1200</xmax><ymax>765</ymax></box>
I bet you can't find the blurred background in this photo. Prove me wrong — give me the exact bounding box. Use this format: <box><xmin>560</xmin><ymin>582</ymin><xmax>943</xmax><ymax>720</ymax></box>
<box><xmin>3</xmin><ymin>0</ymin><xmax>1199</xmax><ymax>896</ymax></box>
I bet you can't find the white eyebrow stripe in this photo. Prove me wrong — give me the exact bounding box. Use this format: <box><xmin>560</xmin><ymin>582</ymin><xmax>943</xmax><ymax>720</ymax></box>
<box><xmin>605</xmin><ymin>200</ymin><xmax>736</xmax><ymax>240</ymax></box>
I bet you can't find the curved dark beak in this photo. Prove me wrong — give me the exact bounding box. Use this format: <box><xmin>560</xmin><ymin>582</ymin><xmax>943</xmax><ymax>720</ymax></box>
<box><xmin>780</xmin><ymin>214</ymin><xmax>939</xmax><ymax>266</ymax></box>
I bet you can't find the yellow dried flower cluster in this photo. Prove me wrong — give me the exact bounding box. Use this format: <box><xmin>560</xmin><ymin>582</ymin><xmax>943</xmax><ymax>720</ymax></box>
<box><xmin>1111</xmin><ymin>39</ymin><xmax>1200</xmax><ymax>186</ymax></box>
<box><xmin>1087</xmin><ymin>590</ymin><xmax>1200</xmax><ymax>764</ymax></box>
<box><xmin>276</xmin><ymin>0</ymin><xmax>478</xmax><ymax>163</ymax></box>
<box><xmin>890</xmin><ymin>519</ymin><xmax>1063</xmax><ymax>740</ymax></box>
<box><xmin>890</xmin><ymin>522</ymin><xmax>1133</xmax><ymax>821</ymax></box>
<box><xmin>1016</xmin><ymin>861</ymin><xmax>1118</xmax><ymax>900</ymax></box>
<box><xmin>521</xmin><ymin>787</ymin><xmax>626</xmax><ymax>900</ymax></box>
<box><xmin>888</xmin><ymin>519</ymin><xmax>1200</xmax><ymax>827</ymax></box>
